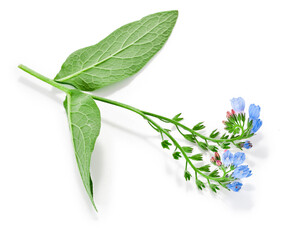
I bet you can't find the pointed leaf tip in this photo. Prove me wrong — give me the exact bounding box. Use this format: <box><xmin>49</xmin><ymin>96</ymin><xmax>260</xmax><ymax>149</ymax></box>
<box><xmin>64</xmin><ymin>90</ymin><xmax>101</xmax><ymax>211</ymax></box>
<box><xmin>55</xmin><ymin>10</ymin><xmax>178</xmax><ymax>91</ymax></box>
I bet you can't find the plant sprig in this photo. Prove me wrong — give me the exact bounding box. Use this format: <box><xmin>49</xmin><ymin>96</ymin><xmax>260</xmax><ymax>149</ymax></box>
<box><xmin>18</xmin><ymin>10</ymin><xmax>262</xmax><ymax>211</ymax></box>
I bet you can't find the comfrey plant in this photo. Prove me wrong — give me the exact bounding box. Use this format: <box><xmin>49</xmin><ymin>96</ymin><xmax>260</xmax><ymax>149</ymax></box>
<box><xmin>18</xmin><ymin>11</ymin><xmax>262</xmax><ymax>211</ymax></box>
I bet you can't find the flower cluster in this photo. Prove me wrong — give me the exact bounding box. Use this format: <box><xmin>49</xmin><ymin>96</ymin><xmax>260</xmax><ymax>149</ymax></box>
<box><xmin>156</xmin><ymin>97</ymin><xmax>261</xmax><ymax>193</ymax></box>
<box><xmin>212</xmin><ymin>97</ymin><xmax>261</xmax><ymax>192</ymax></box>
<box><xmin>230</xmin><ymin>97</ymin><xmax>262</xmax><ymax>134</ymax></box>
<box><xmin>216</xmin><ymin>150</ymin><xmax>252</xmax><ymax>191</ymax></box>
<box><xmin>209</xmin><ymin>150</ymin><xmax>252</xmax><ymax>192</ymax></box>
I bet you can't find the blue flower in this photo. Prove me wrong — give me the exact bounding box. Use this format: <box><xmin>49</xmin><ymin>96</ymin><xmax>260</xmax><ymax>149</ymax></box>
<box><xmin>249</xmin><ymin>104</ymin><xmax>261</xmax><ymax>120</ymax></box>
<box><xmin>233</xmin><ymin>152</ymin><xmax>246</xmax><ymax>167</ymax></box>
<box><xmin>243</xmin><ymin>141</ymin><xmax>252</xmax><ymax>149</ymax></box>
<box><xmin>222</xmin><ymin>150</ymin><xmax>233</xmax><ymax>167</ymax></box>
<box><xmin>231</xmin><ymin>97</ymin><xmax>245</xmax><ymax>113</ymax></box>
<box><xmin>232</xmin><ymin>165</ymin><xmax>252</xmax><ymax>179</ymax></box>
<box><xmin>227</xmin><ymin>182</ymin><xmax>243</xmax><ymax>192</ymax></box>
<box><xmin>251</xmin><ymin>119</ymin><xmax>262</xmax><ymax>133</ymax></box>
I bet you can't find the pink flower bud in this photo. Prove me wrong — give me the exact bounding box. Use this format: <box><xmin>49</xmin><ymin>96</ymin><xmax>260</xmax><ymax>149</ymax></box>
<box><xmin>226</xmin><ymin>109</ymin><xmax>236</xmax><ymax>119</ymax></box>
<box><xmin>226</xmin><ymin>111</ymin><xmax>231</xmax><ymax>118</ymax></box>
<box><xmin>210</xmin><ymin>157</ymin><xmax>216</xmax><ymax>163</ymax></box>
<box><xmin>216</xmin><ymin>160</ymin><xmax>222</xmax><ymax>166</ymax></box>
<box><xmin>215</xmin><ymin>152</ymin><xmax>220</xmax><ymax>160</ymax></box>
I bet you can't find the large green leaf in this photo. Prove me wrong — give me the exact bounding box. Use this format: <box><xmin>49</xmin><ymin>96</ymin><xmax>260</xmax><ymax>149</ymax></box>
<box><xmin>54</xmin><ymin>10</ymin><xmax>178</xmax><ymax>91</ymax></box>
<box><xmin>64</xmin><ymin>90</ymin><xmax>101</xmax><ymax>211</ymax></box>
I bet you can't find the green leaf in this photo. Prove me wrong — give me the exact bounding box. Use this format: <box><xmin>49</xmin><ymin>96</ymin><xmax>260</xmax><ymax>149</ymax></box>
<box><xmin>247</xmin><ymin>119</ymin><xmax>253</xmax><ymax>129</ymax></box>
<box><xmin>197</xmin><ymin>164</ymin><xmax>210</xmax><ymax>172</ymax></box>
<box><xmin>209</xmin><ymin>184</ymin><xmax>220</xmax><ymax>193</ymax></box>
<box><xmin>241</xmin><ymin>113</ymin><xmax>246</xmax><ymax>122</ymax></box>
<box><xmin>173</xmin><ymin>151</ymin><xmax>181</xmax><ymax>160</ymax></box>
<box><xmin>64</xmin><ymin>90</ymin><xmax>101</xmax><ymax>211</ymax></box>
<box><xmin>189</xmin><ymin>153</ymin><xmax>203</xmax><ymax>161</ymax></box>
<box><xmin>196</xmin><ymin>179</ymin><xmax>205</xmax><ymax>190</ymax></box>
<box><xmin>209</xmin><ymin>169</ymin><xmax>220</xmax><ymax>178</ymax></box>
<box><xmin>233</xmin><ymin>128</ymin><xmax>240</xmax><ymax>135</ymax></box>
<box><xmin>209</xmin><ymin>129</ymin><xmax>220</xmax><ymax>138</ymax></box>
<box><xmin>220</xmin><ymin>133</ymin><xmax>229</xmax><ymax>139</ymax></box>
<box><xmin>220</xmin><ymin>142</ymin><xmax>231</xmax><ymax>149</ymax></box>
<box><xmin>182</xmin><ymin>146</ymin><xmax>193</xmax><ymax>153</ymax></box>
<box><xmin>208</xmin><ymin>145</ymin><xmax>218</xmax><ymax>152</ymax></box>
<box><xmin>198</xmin><ymin>141</ymin><xmax>208</xmax><ymax>150</ymax></box>
<box><xmin>192</xmin><ymin>122</ymin><xmax>205</xmax><ymax>131</ymax></box>
<box><xmin>183</xmin><ymin>134</ymin><xmax>196</xmax><ymax>143</ymax></box>
<box><xmin>54</xmin><ymin>10</ymin><xmax>178</xmax><ymax>91</ymax></box>
<box><xmin>184</xmin><ymin>170</ymin><xmax>192</xmax><ymax>181</ymax></box>
<box><xmin>164</xmin><ymin>128</ymin><xmax>171</xmax><ymax>133</ymax></box>
<box><xmin>235</xmin><ymin>142</ymin><xmax>243</xmax><ymax>150</ymax></box>
<box><xmin>161</xmin><ymin>140</ymin><xmax>172</xmax><ymax>149</ymax></box>
<box><xmin>172</xmin><ymin>113</ymin><xmax>183</xmax><ymax>122</ymax></box>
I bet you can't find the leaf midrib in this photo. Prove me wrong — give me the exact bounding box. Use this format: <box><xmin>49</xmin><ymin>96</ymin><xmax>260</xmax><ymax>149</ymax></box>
<box><xmin>56</xmin><ymin>14</ymin><xmax>174</xmax><ymax>82</ymax></box>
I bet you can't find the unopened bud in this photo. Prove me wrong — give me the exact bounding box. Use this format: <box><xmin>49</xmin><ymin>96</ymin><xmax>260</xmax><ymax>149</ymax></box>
<box><xmin>227</xmin><ymin>109</ymin><xmax>236</xmax><ymax>119</ymax></box>
<box><xmin>210</xmin><ymin>157</ymin><xmax>216</xmax><ymax>163</ymax></box>
<box><xmin>216</xmin><ymin>160</ymin><xmax>222</xmax><ymax>166</ymax></box>
<box><xmin>242</xmin><ymin>140</ymin><xmax>253</xmax><ymax>149</ymax></box>
<box><xmin>226</xmin><ymin>111</ymin><xmax>231</xmax><ymax>118</ymax></box>
<box><xmin>215</xmin><ymin>152</ymin><xmax>220</xmax><ymax>160</ymax></box>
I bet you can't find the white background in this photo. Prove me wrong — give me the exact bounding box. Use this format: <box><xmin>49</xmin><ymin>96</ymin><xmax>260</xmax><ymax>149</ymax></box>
<box><xmin>1</xmin><ymin>0</ymin><xmax>293</xmax><ymax>239</ymax></box>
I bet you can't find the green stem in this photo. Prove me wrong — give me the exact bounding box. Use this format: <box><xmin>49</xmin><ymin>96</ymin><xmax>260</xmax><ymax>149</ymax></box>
<box><xmin>90</xmin><ymin>94</ymin><xmax>227</xmax><ymax>182</ymax></box>
<box><xmin>142</xmin><ymin>111</ymin><xmax>246</xmax><ymax>143</ymax></box>
<box><xmin>89</xmin><ymin>95</ymin><xmax>207</xmax><ymax>178</ymax></box>
<box><xmin>19</xmin><ymin>65</ymin><xmax>233</xmax><ymax>183</ymax></box>
<box><xmin>18</xmin><ymin>64</ymin><xmax>70</xmax><ymax>94</ymax></box>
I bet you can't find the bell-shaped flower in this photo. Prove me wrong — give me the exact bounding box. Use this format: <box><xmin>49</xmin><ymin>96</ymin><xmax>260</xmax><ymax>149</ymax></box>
<box><xmin>232</xmin><ymin>152</ymin><xmax>246</xmax><ymax>167</ymax></box>
<box><xmin>231</xmin><ymin>97</ymin><xmax>245</xmax><ymax>113</ymax></box>
<box><xmin>249</xmin><ymin>104</ymin><xmax>261</xmax><ymax>120</ymax></box>
<box><xmin>251</xmin><ymin>119</ymin><xmax>262</xmax><ymax>133</ymax></box>
<box><xmin>232</xmin><ymin>165</ymin><xmax>252</xmax><ymax>179</ymax></box>
<box><xmin>222</xmin><ymin>150</ymin><xmax>233</xmax><ymax>167</ymax></box>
